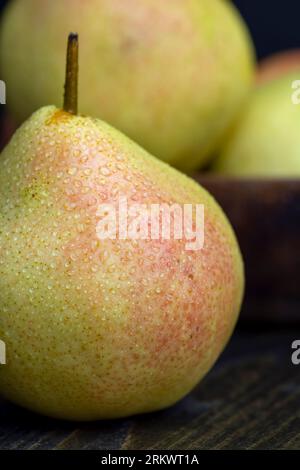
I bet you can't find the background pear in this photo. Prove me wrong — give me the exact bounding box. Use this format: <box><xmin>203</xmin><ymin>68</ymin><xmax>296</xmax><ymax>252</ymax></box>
<box><xmin>0</xmin><ymin>35</ymin><xmax>244</xmax><ymax>421</ymax></box>
<box><xmin>213</xmin><ymin>71</ymin><xmax>300</xmax><ymax>177</ymax></box>
<box><xmin>257</xmin><ymin>50</ymin><xmax>300</xmax><ymax>85</ymax></box>
<box><xmin>0</xmin><ymin>0</ymin><xmax>254</xmax><ymax>172</ymax></box>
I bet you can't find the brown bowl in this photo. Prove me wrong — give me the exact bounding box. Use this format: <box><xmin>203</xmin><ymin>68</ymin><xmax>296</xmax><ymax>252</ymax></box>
<box><xmin>195</xmin><ymin>175</ymin><xmax>300</xmax><ymax>325</ymax></box>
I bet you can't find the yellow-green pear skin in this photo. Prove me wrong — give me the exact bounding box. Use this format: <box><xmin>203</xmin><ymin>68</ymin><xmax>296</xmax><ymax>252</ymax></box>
<box><xmin>0</xmin><ymin>106</ymin><xmax>244</xmax><ymax>421</ymax></box>
<box><xmin>213</xmin><ymin>72</ymin><xmax>300</xmax><ymax>177</ymax></box>
<box><xmin>0</xmin><ymin>0</ymin><xmax>254</xmax><ymax>172</ymax></box>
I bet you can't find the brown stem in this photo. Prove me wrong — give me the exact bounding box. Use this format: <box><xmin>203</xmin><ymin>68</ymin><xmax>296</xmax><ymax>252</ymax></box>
<box><xmin>63</xmin><ymin>33</ymin><xmax>79</xmax><ymax>115</ymax></box>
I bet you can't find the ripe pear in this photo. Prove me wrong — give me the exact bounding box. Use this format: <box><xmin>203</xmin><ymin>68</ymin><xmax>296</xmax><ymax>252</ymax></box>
<box><xmin>213</xmin><ymin>71</ymin><xmax>300</xmax><ymax>177</ymax></box>
<box><xmin>0</xmin><ymin>0</ymin><xmax>254</xmax><ymax>172</ymax></box>
<box><xmin>0</xmin><ymin>35</ymin><xmax>244</xmax><ymax>421</ymax></box>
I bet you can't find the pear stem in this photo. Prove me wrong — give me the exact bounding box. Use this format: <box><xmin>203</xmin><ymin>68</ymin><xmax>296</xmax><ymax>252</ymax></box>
<box><xmin>63</xmin><ymin>33</ymin><xmax>79</xmax><ymax>115</ymax></box>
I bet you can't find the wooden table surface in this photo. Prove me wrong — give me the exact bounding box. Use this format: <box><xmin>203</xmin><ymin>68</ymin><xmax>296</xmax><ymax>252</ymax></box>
<box><xmin>0</xmin><ymin>327</ymin><xmax>299</xmax><ymax>450</ymax></box>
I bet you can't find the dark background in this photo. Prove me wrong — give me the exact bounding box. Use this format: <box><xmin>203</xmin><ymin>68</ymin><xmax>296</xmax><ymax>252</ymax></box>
<box><xmin>1</xmin><ymin>0</ymin><xmax>300</xmax><ymax>59</ymax></box>
<box><xmin>234</xmin><ymin>0</ymin><xmax>300</xmax><ymax>58</ymax></box>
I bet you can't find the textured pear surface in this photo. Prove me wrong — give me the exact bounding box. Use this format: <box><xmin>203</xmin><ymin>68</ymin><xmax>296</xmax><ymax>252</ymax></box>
<box><xmin>0</xmin><ymin>0</ymin><xmax>254</xmax><ymax>171</ymax></box>
<box><xmin>214</xmin><ymin>72</ymin><xmax>300</xmax><ymax>176</ymax></box>
<box><xmin>0</xmin><ymin>107</ymin><xmax>244</xmax><ymax>420</ymax></box>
